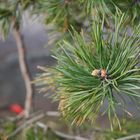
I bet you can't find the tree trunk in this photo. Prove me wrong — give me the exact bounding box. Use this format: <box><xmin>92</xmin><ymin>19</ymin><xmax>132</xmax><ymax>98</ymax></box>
<box><xmin>12</xmin><ymin>19</ymin><xmax>34</xmax><ymax>118</ymax></box>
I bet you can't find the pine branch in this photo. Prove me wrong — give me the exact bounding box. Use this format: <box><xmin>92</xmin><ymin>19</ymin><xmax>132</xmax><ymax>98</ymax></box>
<box><xmin>36</xmin><ymin>13</ymin><xmax>140</xmax><ymax>129</ymax></box>
<box><xmin>12</xmin><ymin>17</ymin><xmax>34</xmax><ymax>118</ymax></box>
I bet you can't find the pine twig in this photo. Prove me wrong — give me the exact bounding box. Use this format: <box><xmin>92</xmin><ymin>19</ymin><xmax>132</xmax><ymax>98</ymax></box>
<box><xmin>117</xmin><ymin>134</ymin><xmax>140</xmax><ymax>140</ymax></box>
<box><xmin>6</xmin><ymin>111</ymin><xmax>60</xmax><ymax>139</ymax></box>
<box><xmin>12</xmin><ymin>17</ymin><xmax>34</xmax><ymax>118</ymax></box>
<box><xmin>35</xmin><ymin>122</ymin><xmax>89</xmax><ymax>140</ymax></box>
<box><xmin>53</xmin><ymin>130</ymin><xmax>89</xmax><ymax>140</ymax></box>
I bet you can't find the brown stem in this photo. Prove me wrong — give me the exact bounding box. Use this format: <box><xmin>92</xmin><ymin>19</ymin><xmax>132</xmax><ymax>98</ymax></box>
<box><xmin>12</xmin><ymin>18</ymin><xmax>34</xmax><ymax>118</ymax></box>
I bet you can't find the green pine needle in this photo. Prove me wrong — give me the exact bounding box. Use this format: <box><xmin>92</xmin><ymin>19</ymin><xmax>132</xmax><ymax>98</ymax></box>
<box><xmin>37</xmin><ymin>13</ymin><xmax>140</xmax><ymax>130</ymax></box>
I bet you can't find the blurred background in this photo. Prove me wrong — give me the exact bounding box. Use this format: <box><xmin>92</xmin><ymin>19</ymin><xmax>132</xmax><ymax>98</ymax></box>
<box><xmin>0</xmin><ymin>14</ymin><xmax>57</xmax><ymax>117</ymax></box>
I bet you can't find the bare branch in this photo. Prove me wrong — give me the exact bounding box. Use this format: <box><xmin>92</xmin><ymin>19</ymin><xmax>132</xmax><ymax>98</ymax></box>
<box><xmin>117</xmin><ymin>134</ymin><xmax>140</xmax><ymax>140</ymax></box>
<box><xmin>12</xmin><ymin>17</ymin><xmax>34</xmax><ymax>118</ymax></box>
<box><xmin>7</xmin><ymin>111</ymin><xmax>60</xmax><ymax>139</ymax></box>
